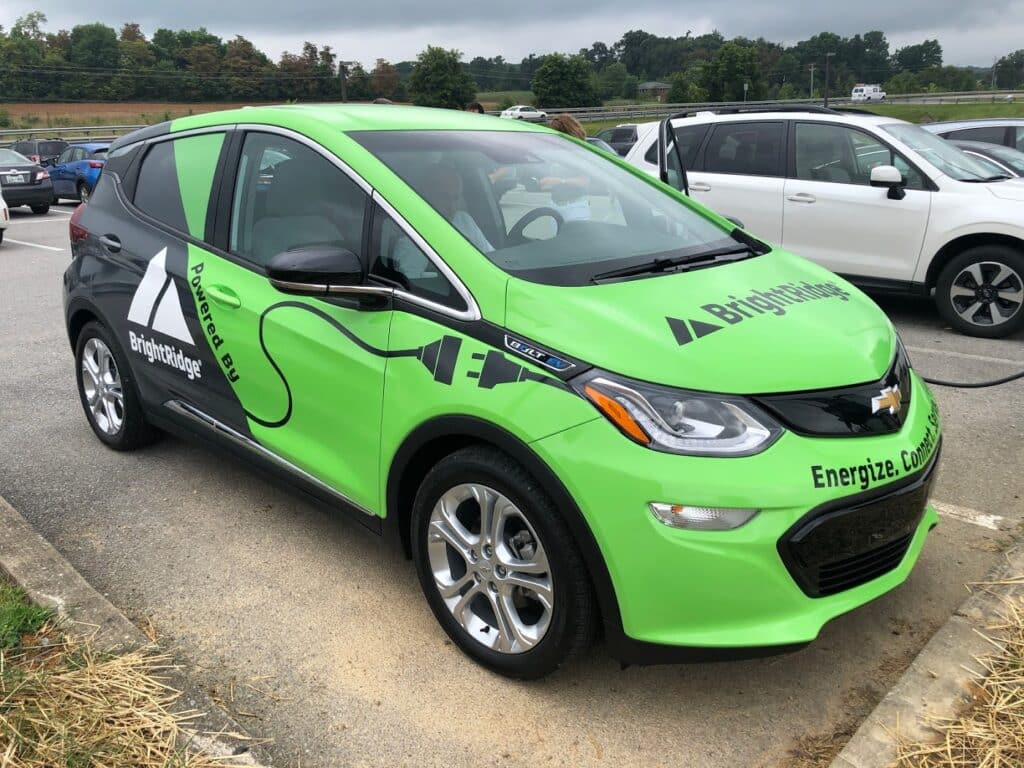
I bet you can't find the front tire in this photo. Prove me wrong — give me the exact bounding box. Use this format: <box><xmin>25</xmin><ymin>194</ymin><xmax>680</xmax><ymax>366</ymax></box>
<box><xmin>30</xmin><ymin>203</ymin><xmax>49</xmax><ymax>215</ymax></box>
<box><xmin>935</xmin><ymin>246</ymin><xmax>1024</xmax><ymax>337</ymax></box>
<box><xmin>75</xmin><ymin>320</ymin><xmax>160</xmax><ymax>450</ymax></box>
<box><xmin>412</xmin><ymin>446</ymin><xmax>595</xmax><ymax>679</ymax></box>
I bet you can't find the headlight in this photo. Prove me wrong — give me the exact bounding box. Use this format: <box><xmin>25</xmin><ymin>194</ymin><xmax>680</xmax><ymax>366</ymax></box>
<box><xmin>576</xmin><ymin>373</ymin><xmax>783</xmax><ymax>457</ymax></box>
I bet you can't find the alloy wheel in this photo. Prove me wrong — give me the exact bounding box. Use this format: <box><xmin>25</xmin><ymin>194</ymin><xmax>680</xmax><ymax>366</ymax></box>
<box><xmin>80</xmin><ymin>337</ymin><xmax>124</xmax><ymax>435</ymax></box>
<box><xmin>949</xmin><ymin>261</ymin><xmax>1023</xmax><ymax>327</ymax></box>
<box><xmin>426</xmin><ymin>483</ymin><xmax>553</xmax><ymax>654</ymax></box>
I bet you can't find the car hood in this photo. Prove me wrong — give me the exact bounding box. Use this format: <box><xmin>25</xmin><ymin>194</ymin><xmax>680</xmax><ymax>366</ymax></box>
<box><xmin>504</xmin><ymin>250</ymin><xmax>896</xmax><ymax>394</ymax></box>
<box><xmin>986</xmin><ymin>179</ymin><xmax>1024</xmax><ymax>201</ymax></box>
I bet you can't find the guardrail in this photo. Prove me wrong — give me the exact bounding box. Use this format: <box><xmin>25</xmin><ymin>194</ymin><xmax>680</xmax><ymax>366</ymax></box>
<box><xmin>0</xmin><ymin>124</ymin><xmax>146</xmax><ymax>143</ymax></box>
<box><xmin>1</xmin><ymin>88</ymin><xmax>1021</xmax><ymax>140</ymax></box>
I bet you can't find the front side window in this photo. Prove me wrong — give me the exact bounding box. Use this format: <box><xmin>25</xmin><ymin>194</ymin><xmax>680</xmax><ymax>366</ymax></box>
<box><xmin>795</xmin><ymin>122</ymin><xmax>925</xmax><ymax>190</ymax></box>
<box><xmin>57</xmin><ymin>149</ymin><xmax>75</xmax><ymax>165</ymax></box>
<box><xmin>229</xmin><ymin>133</ymin><xmax>367</xmax><ymax>267</ymax></box>
<box><xmin>351</xmin><ymin>130</ymin><xmax>738</xmax><ymax>287</ymax></box>
<box><xmin>702</xmin><ymin>122</ymin><xmax>783</xmax><ymax>177</ymax></box>
<box><xmin>368</xmin><ymin>203</ymin><xmax>463</xmax><ymax>309</ymax></box>
<box><xmin>946</xmin><ymin>126</ymin><xmax>1007</xmax><ymax>145</ymax></box>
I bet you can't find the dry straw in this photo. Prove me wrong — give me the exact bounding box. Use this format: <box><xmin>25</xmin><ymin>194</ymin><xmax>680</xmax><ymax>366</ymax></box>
<box><xmin>0</xmin><ymin>625</ymin><xmax>226</xmax><ymax>767</ymax></box>
<box><xmin>893</xmin><ymin>582</ymin><xmax>1024</xmax><ymax>768</ymax></box>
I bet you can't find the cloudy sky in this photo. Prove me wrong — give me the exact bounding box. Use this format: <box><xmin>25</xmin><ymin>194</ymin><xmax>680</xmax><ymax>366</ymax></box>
<box><xmin>2</xmin><ymin>0</ymin><xmax>1017</xmax><ymax>68</ymax></box>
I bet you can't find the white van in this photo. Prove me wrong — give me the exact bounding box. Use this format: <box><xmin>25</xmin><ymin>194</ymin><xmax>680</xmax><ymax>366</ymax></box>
<box><xmin>852</xmin><ymin>84</ymin><xmax>886</xmax><ymax>102</ymax></box>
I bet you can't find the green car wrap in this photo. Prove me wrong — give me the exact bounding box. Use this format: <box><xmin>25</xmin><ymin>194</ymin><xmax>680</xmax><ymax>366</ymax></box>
<box><xmin>66</xmin><ymin>105</ymin><xmax>942</xmax><ymax>667</ymax></box>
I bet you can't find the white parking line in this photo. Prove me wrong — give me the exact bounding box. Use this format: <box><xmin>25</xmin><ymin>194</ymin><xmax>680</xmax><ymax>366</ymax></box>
<box><xmin>7</xmin><ymin>217</ymin><xmax>71</xmax><ymax>225</ymax></box>
<box><xmin>4</xmin><ymin>238</ymin><xmax>67</xmax><ymax>252</ymax></box>
<box><xmin>906</xmin><ymin>345</ymin><xmax>1024</xmax><ymax>367</ymax></box>
<box><xmin>932</xmin><ymin>500</ymin><xmax>1006</xmax><ymax>531</ymax></box>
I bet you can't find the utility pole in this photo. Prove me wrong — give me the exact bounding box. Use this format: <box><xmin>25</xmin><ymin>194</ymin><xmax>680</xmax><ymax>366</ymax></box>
<box><xmin>992</xmin><ymin>57</ymin><xmax>998</xmax><ymax>90</ymax></box>
<box><xmin>809</xmin><ymin>63</ymin><xmax>817</xmax><ymax>100</ymax></box>
<box><xmin>824</xmin><ymin>52</ymin><xmax>835</xmax><ymax>107</ymax></box>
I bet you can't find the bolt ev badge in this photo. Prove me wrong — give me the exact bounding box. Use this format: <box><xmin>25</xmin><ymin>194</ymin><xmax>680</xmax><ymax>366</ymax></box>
<box><xmin>872</xmin><ymin>385</ymin><xmax>902</xmax><ymax>416</ymax></box>
<box><xmin>127</xmin><ymin>248</ymin><xmax>195</xmax><ymax>345</ymax></box>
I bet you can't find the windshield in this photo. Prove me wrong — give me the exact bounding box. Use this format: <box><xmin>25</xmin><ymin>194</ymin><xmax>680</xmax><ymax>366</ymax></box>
<box><xmin>881</xmin><ymin>123</ymin><xmax>1003</xmax><ymax>181</ymax></box>
<box><xmin>0</xmin><ymin>149</ymin><xmax>31</xmax><ymax>165</ymax></box>
<box><xmin>351</xmin><ymin>130</ymin><xmax>736</xmax><ymax>286</ymax></box>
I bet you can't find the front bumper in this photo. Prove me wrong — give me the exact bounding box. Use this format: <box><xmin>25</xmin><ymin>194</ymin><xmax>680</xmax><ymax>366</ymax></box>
<box><xmin>2</xmin><ymin>182</ymin><xmax>54</xmax><ymax>207</ymax></box>
<box><xmin>531</xmin><ymin>370</ymin><xmax>942</xmax><ymax>661</ymax></box>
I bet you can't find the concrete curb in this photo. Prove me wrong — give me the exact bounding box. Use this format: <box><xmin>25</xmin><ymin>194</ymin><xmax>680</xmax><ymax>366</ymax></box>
<box><xmin>830</xmin><ymin>544</ymin><xmax>1024</xmax><ymax>768</ymax></box>
<box><xmin>0</xmin><ymin>494</ymin><xmax>272</xmax><ymax>766</ymax></box>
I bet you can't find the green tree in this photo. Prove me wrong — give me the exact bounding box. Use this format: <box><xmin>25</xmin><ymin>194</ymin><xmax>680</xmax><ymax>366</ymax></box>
<box><xmin>621</xmin><ymin>75</ymin><xmax>639</xmax><ymax>100</ymax></box>
<box><xmin>893</xmin><ymin>40</ymin><xmax>943</xmax><ymax>72</ymax></box>
<box><xmin>371</xmin><ymin>58</ymin><xmax>400</xmax><ymax>99</ymax></box>
<box><xmin>884</xmin><ymin>70</ymin><xmax>921</xmax><ymax>94</ymax></box>
<box><xmin>995</xmin><ymin>50</ymin><xmax>1024</xmax><ymax>89</ymax></box>
<box><xmin>699</xmin><ymin>42</ymin><xmax>763</xmax><ymax>101</ymax></box>
<box><xmin>531</xmin><ymin>53</ymin><xmax>598</xmax><ymax>107</ymax></box>
<box><xmin>407</xmin><ymin>46</ymin><xmax>477</xmax><ymax>109</ymax></box>
<box><xmin>597</xmin><ymin>62</ymin><xmax>627</xmax><ymax>99</ymax></box>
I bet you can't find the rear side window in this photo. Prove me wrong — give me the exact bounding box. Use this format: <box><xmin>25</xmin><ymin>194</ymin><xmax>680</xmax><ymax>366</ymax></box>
<box><xmin>229</xmin><ymin>132</ymin><xmax>367</xmax><ymax>267</ymax></box>
<box><xmin>703</xmin><ymin>122</ymin><xmax>784</xmax><ymax>177</ymax></box>
<box><xmin>945</xmin><ymin>126</ymin><xmax>1008</xmax><ymax>145</ymax></box>
<box><xmin>133</xmin><ymin>133</ymin><xmax>226</xmax><ymax>239</ymax></box>
<box><xmin>644</xmin><ymin>124</ymin><xmax>709</xmax><ymax>170</ymax></box>
<box><xmin>40</xmin><ymin>141</ymin><xmax>66</xmax><ymax>156</ymax></box>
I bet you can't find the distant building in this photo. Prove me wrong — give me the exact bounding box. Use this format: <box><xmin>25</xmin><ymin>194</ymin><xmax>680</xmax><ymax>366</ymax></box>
<box><xmin>638</xmin><ymin>81</ymin><xmax>671</xmax><ymax>101</ymax></box>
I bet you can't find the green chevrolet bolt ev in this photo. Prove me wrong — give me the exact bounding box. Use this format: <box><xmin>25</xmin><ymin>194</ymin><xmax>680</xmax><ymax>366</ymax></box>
<box><xmin>63</xmin><ymin>105</ymin><xmax>941</xmax><ymax>678</ymax></box>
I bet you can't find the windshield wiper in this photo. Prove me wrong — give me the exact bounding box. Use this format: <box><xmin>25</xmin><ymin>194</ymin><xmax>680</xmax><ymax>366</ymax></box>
<box><xmin>962</xmin><ymin>174</ymin><xmax>1013</xmax><ymax>183</ymax></box>
<box><xmin>591</xmin><ymin>244</ymin><xmax>753</xmax><ymax>283</ymax></box>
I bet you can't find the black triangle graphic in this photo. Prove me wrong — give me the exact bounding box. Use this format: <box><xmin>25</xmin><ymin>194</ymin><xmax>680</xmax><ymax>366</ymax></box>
<box><xmin>666</xmin><ymin>317</ymin><xmax>692</xmax><ymax>346</ymax></box>
<box><xmin>690</xmin><ymin>319</ymin><xmax>723</xmax><ymax>338</ymax></box>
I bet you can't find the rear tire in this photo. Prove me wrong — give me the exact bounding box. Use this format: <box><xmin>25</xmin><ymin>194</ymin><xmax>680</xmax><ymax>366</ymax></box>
<box><xmin>935</xmin><ymin>245</ymin><xmax>1024</xmax><ymax>338</ymax></box>
<box><xmin>75</xmin><ymin>320</ymin><xmax>161</xmax><ymax>450</ymax></box>
<box><xmin>30</xmin><ymin>204</ymin><xmax>49</xmax><ymax>215</ymax></box>
<box><xmin>411</xmin><ymin>446</ymin><xmax>595</xmax><ymax>679</ymax></box>
<box><xmin>77</xmin><ymin>181</ymin><xmax>90</xmax><ymax>204</ymax></box>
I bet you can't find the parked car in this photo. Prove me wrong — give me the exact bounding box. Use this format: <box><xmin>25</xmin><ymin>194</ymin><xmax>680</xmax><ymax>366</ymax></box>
<box><xmin>65</xmin><ymin>104</ymin><xmax>942</xmax><ymax>678</ymax></box>
<box><xmin>500</xmin><ymin>105</ymin><xmax>548</xmax><ymax>122</ymax></box>
<box><xmin>585</xmin><ymin>136</ymin><xmax>616</xmax><ymax>153</ymax></box>
<box><xmin>950</xmin><ymin>140</ymin><xmax>1024</xmax><ymax>178</ymax></box>
<box><xmin>50</xmin><ymin>143</ymin><xmax>109</xmax><ymax>203</ymax></box>
<box><xmin>851</xmin><ymin>84</ymin><xmax>886</xmax><ymax>102</ymax></box>
<box><xmin>9</xmin><ymin>138</ymin><xmax>69</xmax><ymax>166</ymax></box>
<box><xmin>0</xmin><ymin>147</ymin><xmax>54</xmax><ymax>214</ymax></box>
<box><xmin>594</xmin><ymin>124</ymin><xmax>640</xmax><ymax>156</ymax></box>
<box><xmin>624</xmin><ymin>106</ymin><xmax>1024</xmax><ymax>337</ymax></box>
<box><xmin>922</xmin><ymin>119</ymin><xmax>1024</xmax><ymax>151</ymax></box>
<box><xmin>0</xmin><ymin>188</ymin><xmax>8</xmax><ymax>244</ymax></box>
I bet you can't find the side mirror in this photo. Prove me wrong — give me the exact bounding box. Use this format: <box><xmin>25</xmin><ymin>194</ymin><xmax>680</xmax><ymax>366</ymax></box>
<box><xmin>870</xmin><ymin>165</ymin><xmax>906</xmax><ymax>200</ymax></box>
<box><xmin>266</xmin><ymin>246</ymin><xmax>364</xmax><ymax>295</ymax></box>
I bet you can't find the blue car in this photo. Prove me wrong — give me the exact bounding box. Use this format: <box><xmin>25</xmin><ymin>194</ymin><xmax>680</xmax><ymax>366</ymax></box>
<box><xmin>50</xmin><ymin>143</ymin><xmax>109</xmax><ymax>204</ymax></box>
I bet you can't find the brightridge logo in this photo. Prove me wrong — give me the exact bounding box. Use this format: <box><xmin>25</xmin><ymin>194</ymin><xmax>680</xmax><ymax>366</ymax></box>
<box><xmin>126</xmin><ymin>248</ymin><xmax>202</xmax><ymax>380</ymax></box>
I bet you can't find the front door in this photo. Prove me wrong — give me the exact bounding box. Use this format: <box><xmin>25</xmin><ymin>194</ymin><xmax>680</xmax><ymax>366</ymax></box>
<box><xmin>782</xmin><ymin>122</ymin><xmax>932</xmax><ymax>282</ymax></box>
<box><xmin>191</xmin><ymin>130</ymin><xmax>388</xmax><ymax>514</ymax></box>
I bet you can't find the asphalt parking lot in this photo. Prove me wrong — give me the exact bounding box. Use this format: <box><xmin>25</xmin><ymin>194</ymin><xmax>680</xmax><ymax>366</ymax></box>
<box><xmin>1</xmin><ymin>205</ymin><xmax>1022</xmax><ymax>767</ymax></box>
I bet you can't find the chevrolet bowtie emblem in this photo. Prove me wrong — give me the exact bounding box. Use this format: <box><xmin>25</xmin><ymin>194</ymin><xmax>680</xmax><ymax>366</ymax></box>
<box><xmin>872</xmin><ymin>385</ymin><xmax>902</xmax><ymax>416</ymax></box>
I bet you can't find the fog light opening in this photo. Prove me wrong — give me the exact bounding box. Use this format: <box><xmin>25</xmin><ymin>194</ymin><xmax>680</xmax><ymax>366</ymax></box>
<box><xmin>648</xmin><ymin>503</ymin><xmax>759</xmax><ymax>531</ymax></box>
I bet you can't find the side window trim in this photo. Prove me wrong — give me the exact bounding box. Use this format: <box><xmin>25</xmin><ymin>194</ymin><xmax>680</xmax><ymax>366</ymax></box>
<box><xmin>371</xmin><ymin>191</ymin><xmax>480</xmax><ymax>322</ymax></box>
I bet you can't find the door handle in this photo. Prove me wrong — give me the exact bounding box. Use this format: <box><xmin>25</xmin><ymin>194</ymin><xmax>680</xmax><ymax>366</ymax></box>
<box><xmin>786</xmin><ymin>193</ymin><xmax>816</xmax><ymax>204</ymax></box>
<box><xmin>689</xmin><ymin>182</ymin><xmax>712</xmax><ymax>192</ymax></box>
<box><xmin>207</xmin><ymin>284</ymin><xmax>242</xmax><ymax>309</ymax></box>
<box><xmin>99</xmin><ymin>235</ymin><xmax>121</xmax><ymax>253</ymax></box>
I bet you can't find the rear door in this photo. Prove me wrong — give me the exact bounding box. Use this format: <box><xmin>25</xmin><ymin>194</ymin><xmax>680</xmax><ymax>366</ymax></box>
<box><xmin>52</xmin><ymin>148</ymin><xmax>77</xmax><ymax>196</ymax></box>
<box><xmin>781</xmin><ymin>121</ymin><xmax>932</xmax><ymax>282</ymax></box>
<box><xmin>688</xmin><ymin>121</ymin><xmax>786</xmax><ymax>242</ymax></box>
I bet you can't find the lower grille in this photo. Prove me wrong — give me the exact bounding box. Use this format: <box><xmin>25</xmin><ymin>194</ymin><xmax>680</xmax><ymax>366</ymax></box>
<box><xmin>779</xmin><ymin>446</ymin><xmax>939</xmax><ymax>598</ymax></box>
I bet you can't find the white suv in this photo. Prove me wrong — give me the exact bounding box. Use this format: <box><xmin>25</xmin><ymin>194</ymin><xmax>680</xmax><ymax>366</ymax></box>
<box><xmin>623</xmin><ymin>108</ymin><xmax>1024</xmax><ymax>337</ymax></box>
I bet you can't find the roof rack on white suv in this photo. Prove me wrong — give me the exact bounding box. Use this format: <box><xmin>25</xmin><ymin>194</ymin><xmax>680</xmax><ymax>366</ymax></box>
<box><xmin>623</xmin><ymin>108</ymin><xmax>1024</xmax><ymax>337</ymax></box>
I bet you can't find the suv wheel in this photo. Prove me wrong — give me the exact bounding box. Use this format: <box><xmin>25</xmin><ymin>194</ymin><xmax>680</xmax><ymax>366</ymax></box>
<box><xmin>936</xmin><ymin>246</ymin><xmax>1024</xmax><ymax>337</ymax></box>
<box><xmin>75</xmin><ymin>321</ymin><xmax>160</xmax><ymax>450</ymax></box>
<box><xmin>77</xmin><ymin>181</ymin><xmax>91</xmax><ymax>204</ymax></box>
<box><xmin>412</xmin><ymin>446</ymin><xmax>595</xmax><ymax>679</ymax></box>
<box><xmin>30</xmin><ymin>204</ymin><xmax>49</xmax><ymax>215</ymax></box>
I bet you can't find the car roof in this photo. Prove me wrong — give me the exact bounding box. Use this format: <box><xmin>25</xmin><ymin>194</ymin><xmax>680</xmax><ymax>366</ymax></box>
<box><xmin>175</xmin><ymin>104</ymin><xmax>549</xmax><ymax>133</ymax></box>
<box><xmin>923</xmin><ymin>118</ymin><xmax>1024</xmax><ymax>131</ymax></box>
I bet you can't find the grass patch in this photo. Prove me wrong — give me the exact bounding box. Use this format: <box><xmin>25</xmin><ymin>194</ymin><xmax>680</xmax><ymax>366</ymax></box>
<box><xmin>0</xmin><ymin>581</ymin><xmax>49</xmax><ymax>650</ymax></box>
<box><xmin>857</xmin><ymin>102</ymin><xmax>1024</xmax><ymax>123</ymax></box>
<box><xmin>0</xmin><ymin>579</ymin><xmax>224</xmax><ymax>767</ymax></box>
<box><xmin>893</xmin><ymin>579</ymin><xmax>1024</xmax><ymax>767</ymax></box>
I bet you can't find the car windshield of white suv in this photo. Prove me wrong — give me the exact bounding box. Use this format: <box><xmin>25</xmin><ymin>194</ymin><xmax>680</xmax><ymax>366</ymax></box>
<box><xmin>352</xmin><ymin>130</ymin><xmax>750</xmax><ymax>286</ymax></box>
<box><xmin>881</xmin><ymin>123</ymin><xmax>1009</xmax><ymax>181</ymax></box>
